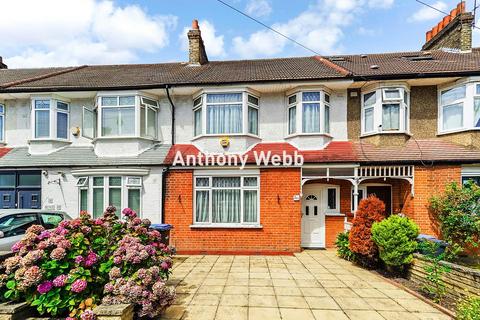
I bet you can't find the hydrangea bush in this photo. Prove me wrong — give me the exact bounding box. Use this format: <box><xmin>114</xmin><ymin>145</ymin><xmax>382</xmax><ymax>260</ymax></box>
<box><xmin>0</xmin><ymin>206</ymin><xmax>175</xmax><ymax>319</ymax></box>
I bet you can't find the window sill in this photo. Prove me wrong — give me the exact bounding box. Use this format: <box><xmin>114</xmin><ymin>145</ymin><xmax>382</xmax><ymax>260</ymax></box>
<box><xmin>93</xmin><ymin>136</ymin><xmax>160</xmax><ymax>143</ymax></box>
<box><xmin>325</xmin><ymin>213</ymin><xmax>345</xmax><ymax>217</ymax></box>
<box><xmin>285</xmin><ymin>132</ymin><xmax>332</xmax><ymax>139</ymax></box>
<box><xmin>192</xmin><ymin>133</ymin><xmax>261</xmax><ymax>141</ymax></box>
<box><xmin>28</xmin><ymin>138</ymin><xmax>71</xmax><ymax>144</ymax></box>
<box><xmin>190</xmin><ymin>224</ymin><xmax>263</xmax><ymax>229</ymax></box>
<box><xmin>437</xmin><ymin>128</ymin><xmax>480</xmax><ymax>136</ymax></box>
<box><xmin>360</xmin><ymin>131</ymin><xmax>410</xmax><ymax>138</ymax></box>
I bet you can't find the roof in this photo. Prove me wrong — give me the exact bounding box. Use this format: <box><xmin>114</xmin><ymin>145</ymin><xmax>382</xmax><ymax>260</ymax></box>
<box><xmin>165</xmin><ymin>140</ymin><xmax>480</xmax><ymax>166</ymax></box>
<box><xmin>0</xmin><ymin>145</ymin><xmax>171</xmax><ymax>168</ymax></box>
<box><xmin>327</xmin><ymin>48</ymin><xmax>480</xmax><ymax>79</ymax></box>
<box><xmin>0</xmin><ymin>56</ymin><xmax>347</xmax><ymax>92</ymax></box>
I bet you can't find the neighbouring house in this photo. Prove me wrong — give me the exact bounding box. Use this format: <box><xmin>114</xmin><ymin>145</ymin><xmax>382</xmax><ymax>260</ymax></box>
<box><xmin>0</xmin><ymin>2</ymin><xmax>479</xmax><ymax>254</ymax></box>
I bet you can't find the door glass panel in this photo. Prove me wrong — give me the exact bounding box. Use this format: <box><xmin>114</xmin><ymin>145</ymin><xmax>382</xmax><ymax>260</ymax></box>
<box><xmin>314</xmin><ymin>206</ymin><xmax>318</xmax><ymax>215</ymax></box>
<box><xmin>305</xmin><ymin>206</ymin><xmax>309</xmax><ymax>215</ymax></box>
<box><xmin>128</xmin><ymin>189</ymin><xmax>141</xmax><ymax>215</ymax></box>
<box><xmin>327</xmin><ymin>189</ymin><xmax>337</xmax><ymax>210</ymax></box>
<box><xmin>93</xmin><ymin>188</ymin><xmax>104</xmax><ymax>218</ymax></box>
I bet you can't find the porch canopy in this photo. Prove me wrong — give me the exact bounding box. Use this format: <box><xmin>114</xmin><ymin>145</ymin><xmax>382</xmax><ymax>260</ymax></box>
<box><xmin>301</xmin><ymin>164</ymin><xmax>414</xmax><ymax>215</ymax></box>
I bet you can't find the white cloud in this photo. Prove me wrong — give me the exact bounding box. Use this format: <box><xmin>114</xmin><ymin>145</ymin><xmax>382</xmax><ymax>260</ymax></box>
<box><xmin>180</xmin><ymin>20</ymin><xmax>226</xmax><ymax>58</ymax></box>
<box><xmin>245</xmin><ymin>0</ymin><xmax>272</xmax><ymax>18</ymax></box>
<box><xmin>474</xmin><ymin>18</ymin><xmax>480</xmax><ymax>47</ymax></box>
<box><xmin>232</xmin><ymin>0</ymin><xmax>392</xmax><ymax>58</ymax></box>
<box><xmin>408</xmin><ymin>1</ymin><xmax>447</xmax><ymax>22</ymax></box>
<box><xmin>1</xmin><ymin>0</ymin><xmax>177</xmax><ymax>68</ymax></box>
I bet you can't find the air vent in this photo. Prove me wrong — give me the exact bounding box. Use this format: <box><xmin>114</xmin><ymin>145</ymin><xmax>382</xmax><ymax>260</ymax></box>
<box><xmin>370</xmin><ymin>65</ymin><xmax>379</xmax><ymax>69</ymax></box>
<box><xmin>402</xmin><ymin>55</ymin><xmax>434</xmax><ymax>61</ymax></box>
<box><xmin>329</xmin><ymin>57</ymin><xmax>346</xmax><ymax>62</ymax></box>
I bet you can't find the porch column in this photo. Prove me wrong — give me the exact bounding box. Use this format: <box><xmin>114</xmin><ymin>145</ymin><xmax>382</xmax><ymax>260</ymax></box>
<box><xmin>353</xmin><ymin>182</ymin><xmax>359</xmax><ymax>217</ymax></box>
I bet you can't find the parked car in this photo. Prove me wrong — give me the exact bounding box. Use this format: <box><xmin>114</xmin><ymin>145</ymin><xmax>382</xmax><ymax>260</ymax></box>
<box><xmin>0</xmin><ymin>210</ymin><xmax>72</xmax><ymax>251</ymax></box>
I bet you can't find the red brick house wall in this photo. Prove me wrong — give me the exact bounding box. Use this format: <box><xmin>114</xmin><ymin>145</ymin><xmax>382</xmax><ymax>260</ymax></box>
<box><xmin>164</xmin><ymin>168</ymin><xmax>302</xmax><ymax>254</ymax></box>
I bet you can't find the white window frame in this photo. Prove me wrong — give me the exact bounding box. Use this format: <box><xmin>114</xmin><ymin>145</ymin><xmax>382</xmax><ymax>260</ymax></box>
<box><xmin>192</xmin><ymin>89</ymin><xmax>260</xmax><ymax>138</ymax></box>
<box><xmin>31</xmin><ymin>97</ymin><xmax>70</xmax><ymax>141</ymax></box>
<box><xmin>287</xmin><ymin>95</ymin><xmax>297</xmax><ymax>135</ymax></box>
<box><xmin>286</xmin><ymin>89</ymin><xmax>331</xmax><ymax>136</ymax></box>
<box><xmin>77</xmin><ymin>176</ymin><xmax>143</xmax><ymax>217</ymax></box>
<box><xmin>438</xmin><ymin>81</ymin><xmax>480</xmax><ymax>134</ymax></box>
<box><xmin>0</xmin><ymin>103</ymin><xmax>5</xmax><ymax>142</ymax></box>
<box><xmin>361</xmin><ymin>86</ymin><xmax>409</xmax><ymax>135</ymax></box>
<box><xmin>96</xmin><ymin>93</ymin><xmax>159</xmax><ymax>140</ymax></box>
<box><xmin>193</xmin><ymin>173</ymin><xmax>260</xmax><ymax>227</ymax></box>
<box><xmin>247</xmin><ymin>95</ymin><xmax>259</xmax><ymax>135</ymax></box>
<box><xmin>193</xmin><ymin>96</ymin><xmax>203</xmax><ymax>137</ymax></box>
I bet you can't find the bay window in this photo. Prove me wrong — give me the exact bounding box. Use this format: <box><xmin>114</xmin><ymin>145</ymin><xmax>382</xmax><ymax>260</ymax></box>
<box><xmin>85</xmin><ymin>94</ymin><xmax>159</xmax><ymax>140</ymax></box>
<box><xmin>193</xmin><ymin>91</ymin><xmax>259</xmax><ymax>137</ymax></box>
<box><xmin>439</xmin><ymin>82</ymin><xmax>480</xmax><ymax>133</ymax></box>
<box><xmin>287</xmin><ymin>90</ymin><xmax>330</xmax><ymax>135</ymax></box>
<box><xmin>77</xmin><ymin>176</ymin><xmax>142</xmax><ymax>218</ymax></box>
<box><xmin>32</xmin><ymin>98</ymin><xmax>69</xmax><ymax>140</ymax></box>
<box><xmin>194</xmin><ymin>175</ymin><xmax>259</xmax><ymax>226</ymax></box>
<box><xmin>361</xmin><ymin>87</ymin><xmax>409</xmax><ymax>135</ymax></box>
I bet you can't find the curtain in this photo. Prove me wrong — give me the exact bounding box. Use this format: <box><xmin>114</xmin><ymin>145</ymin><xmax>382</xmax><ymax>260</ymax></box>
<box><xmin>248</xmin><ymin>107</ymin><xmax>258</xmax><ymax>135</ymax></box>
<box><xmin>212</xmin><ymin>177</ymin><xmax>241</xmax><ymax>223</ymax></box>
<box><xmin>102</xmin><ymin>107</ymin><xmax>134</xmax><ymax>136</ymax></box>
<box><xmin>289</xmin><ymin>106</ymin><xmax>296</xmax><ymax>134</ymax></box>
<box><xmin>303</xmin><ymin>103</ymin><xmax>320</xmax><ymax>133</ymax></box>
<box><xmin>243</xmin><ymin>190</ymin><xmax>257</xmax><ymax>223</ymax></box>
<box><xmin>102</xmin><ymin>108</ymin><xmax>117</xmax><ymax>136</ymax></box>
<box><xmin>35</xmin><ymin>110</ymin><xmax>50</xmax><ymax>138</ymax></box>
<box><xmin>119</xmin><ymin>107</ymin><xmax>135</xmax><ymax>136</ymax></box>
<box><xmin>441</xmin><ymin>86</ymin><xmax>466</xmax><ymax>105</ymax></box>
<box><xmin>384</xmin><ymin>89</ymin><xmax>401</xmax><ymax>99</ymax></box>
<box><xmin>0</xmin><ymin>115</ymin><xmax>3</xmax><ymax>141</ymax></box>
<box><xmin>147</xmin><ymin>107</ymin><xmax>156</xmax><ymax>138</ymax></box>
<box><xmin>57</xmin><ymin>112</ymin><xmax>68</xmax><ymax>139</ymax></box>
<box><xmin>194</xmin><ymin>108</ymin><xmax>202</xmax><ymax>136</ymax></box>
<box><xmin>128</xmin><ymin>189</ymin><xmax>141</xmax><ymax>214</ymax></box>
<box><xmin>207</xmin><ymin>104</ymin><xmax>242</xmax><ymax>134</ymax></box>
<box><xmin>443</xmin><ymin>103</ymin><xmax>463</xmax><ymax>131</ymax></box>
<box><xmin>382</xmin><ymin>104</ymin><xmax>400</xmax><ymax>130</ymax></box>
<box><xmin>475</xmin><ymin>98</ymin><xmax>480</xmax><ymax>128</ymax></box>
<box><xmin>324</xmin><ymin>105</ymin><xmax>330</xmax><ymax>133</ymax></box>
<box><xmin>93</xmin><ymin>189</ymin><xmax>104</xmax><ymax>218</ymax></box>
<box><xmin>80</xmin><ymin>189</ymin><xmax>88</xmax><ymax>212</ymax></box>
<box><xmin>195</xmin><ymin>190</ymin><xmax>209</xmax><ymax>222</ymax></box>
<box><xmin>364</xmin><ymin>107</ymin><xmax>374</xmax><ymax>132</ymax></box>
<box><xmin>207</xmin><ymin>93</ymin><xmax>242</xmax><ymax>103</ymax></box>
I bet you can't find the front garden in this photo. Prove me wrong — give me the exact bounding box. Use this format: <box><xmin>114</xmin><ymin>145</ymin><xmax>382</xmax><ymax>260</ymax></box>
<box><xmin>336</xmin><ymin>182</ymin><xmax>480</xmax><ymax>320</ymax></box>
<box><xmin>0</xmin><ymin>206</ymin><xmax>176</xmax><ymax>320</ymax></box>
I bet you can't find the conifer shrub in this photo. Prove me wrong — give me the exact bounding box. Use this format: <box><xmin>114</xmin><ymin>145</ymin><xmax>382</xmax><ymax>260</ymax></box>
<box><xmin>349</xmin><ymin>195</ymin><xmax>386</xmax><ymax>267</ymax></box>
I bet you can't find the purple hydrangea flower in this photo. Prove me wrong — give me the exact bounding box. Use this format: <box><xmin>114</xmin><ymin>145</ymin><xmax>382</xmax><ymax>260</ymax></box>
<box><xmin>75</xmin><ymin>255</ymin><xmax>84</xmax><ymax>265</ymax></box>
<box><xmin>84</xmin><ymin>252</ymin><xmax>98</xmax><ymax>267</ymax></box>
<box><xmin>11</xmin><ymin>242</ymin><xmax>23</xmax><ymax>253</ymax></box>
<box><xmin>80</xmin><ymin>310</ymin><xmax>96</xmax><ymax>320</ymax></box>
<box><xmin>122</xmin><ymin>208</ymin><xmax>137</xmax><ymax>218</ymax></box>
<box><xmin>37</xmin><ymin>281</ymin><xmax>53</xmax><ymax>294</ymax></box>
<box><xmin>71</xmin><ymin>279</ymin><xmax>87</xmax><ymax>293</ymax></box>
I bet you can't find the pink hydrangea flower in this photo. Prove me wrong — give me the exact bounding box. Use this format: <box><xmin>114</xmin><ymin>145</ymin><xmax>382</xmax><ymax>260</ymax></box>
<box><xmin>113</xmin><ymin>256</ymin><xmax>122</xmax><ymax>265</ymax></box>
<box><xmin>37</xmin><ymin>230</ymin><xmax>51</xmax><ymax>240</ymax></box>
<box><xmin>37</xmin><ymin>281</ymin><xmax>53</xmax><ymax>294</ymax></box>
<box><xmin>80</xmin><ymin>310</ymin><xmax>96</xmax><ymax>320</ymax></box>
<box><xmin>84</xmin><ymin>252</ymin><xmax>98</xmax><ymax>267</ymax></box>
<box><xmin>75</xmin><ymin>256</ymin><xmax>84</xmax><ymax>265</ymax></box>
<box><xmin>50</xmin><ymin>247</ymin><xmax>66</xmax><ymax>260</ymax></box>
<box><xmin>71</xmin><ymin>279</ymin><xmax>87</xmax><ymax>293</ymax></box>
<box><xmin>11</xmin><ymin>242</ymin><xmax>23</xmax><ymax>253</ymax></box>
<box><xmin>122</xmin><ymin>208</ymin><xmax>137</xmax><ymax>218</ymax></box>
<box><xmin>104</xmin><ymin>283</ymin><xmax>114</xmax><ymax>293</ymax></box>
<box><xmin>53</xmin><ymin>274</ymin><xmax>68</xmax><ymax>287</ymax></box>
<box><xmin>94</xmin><ymin>218</ymin><xmax>104</xmax><ymax>225</ymax></box>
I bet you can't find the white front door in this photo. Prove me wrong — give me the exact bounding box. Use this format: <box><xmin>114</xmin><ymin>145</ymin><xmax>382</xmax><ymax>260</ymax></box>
<box><xmin>301</xmin><ymin>185</ymin><xmax>325</xmax><ymax>248</ymax></box>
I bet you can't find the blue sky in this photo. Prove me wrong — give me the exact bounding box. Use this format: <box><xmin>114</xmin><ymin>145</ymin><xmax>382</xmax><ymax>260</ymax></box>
<box><xmin>1</xmin><ymin>0</ymin><xmax>479</xmax><ymax>68</ymax></box>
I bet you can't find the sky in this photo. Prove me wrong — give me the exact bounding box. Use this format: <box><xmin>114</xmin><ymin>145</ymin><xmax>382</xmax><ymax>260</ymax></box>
<box><xmin>1</xmin><ymin>0</ymin><xmax>479</xmax><ymax>68</ymax></box>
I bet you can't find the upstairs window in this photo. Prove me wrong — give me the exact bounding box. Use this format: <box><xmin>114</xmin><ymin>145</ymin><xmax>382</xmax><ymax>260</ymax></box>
<box><xmin>287</xmin><ymin>90</ymin><xmax>330</xmax><ymax>135</ymax></box>
<box><xmin>32</xmin><ymin>98</ymin><xmax>70</xmax><ymax>140</ymax></box>
<box><xmin>361</xmin><ymin>87</ymin><xmax>409</xmax><ymax>135</ymax></box>
<box><xmin>193</xmin><ymin>91</ymin><xmax>259</xmax><ymax>137</ymax></box>
<box><xmin>439</xmin><ymin>82</ymin><xmax>480</xmax><ymax>133</ymax></box>
<box><xmin>84</xmin><ymin>94</ymin><xmax>159</xmax><ymax>140</ymax></box>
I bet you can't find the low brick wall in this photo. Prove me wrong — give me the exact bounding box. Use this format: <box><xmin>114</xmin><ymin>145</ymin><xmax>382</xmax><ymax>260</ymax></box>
<box><xmin>407</xmin><ymin>253</ymin><xmax>480</xmax><ymax>301</ymax></box>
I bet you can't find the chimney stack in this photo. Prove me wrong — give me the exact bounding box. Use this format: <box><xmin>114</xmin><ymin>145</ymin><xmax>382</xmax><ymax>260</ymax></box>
<box><xmin>0</xmin><ymin>57</ymin><xmax>7</xmax><ymax>69</ymax></box>
<box><xmin>187</xmin><ymin>19</ymin><xmax>208</xmax><ymax>65</ymax></box>
<box><xmin>422</xmin><ymin>1</ymin><xmax>473</xmax><ymax>52</ymax></box>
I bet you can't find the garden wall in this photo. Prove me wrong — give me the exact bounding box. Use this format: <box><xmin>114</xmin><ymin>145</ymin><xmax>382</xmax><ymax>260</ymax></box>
<box><xmin>407</xmin><ymin>253</ymin><xmax>480</xmax><ymax>301</ymax></box>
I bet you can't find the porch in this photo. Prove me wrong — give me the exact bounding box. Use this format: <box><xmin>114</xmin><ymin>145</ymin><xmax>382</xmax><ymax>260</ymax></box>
<box><xmin>300</xmin><ymin>165</ymin><xmax>414</xmax><ymax>248</ymax></box>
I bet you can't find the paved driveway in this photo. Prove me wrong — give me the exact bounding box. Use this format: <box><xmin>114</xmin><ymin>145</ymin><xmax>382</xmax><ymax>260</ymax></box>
<box><xmin>162</xmin><ymin>250</ymin><xmax>451</xmax><ymax>320</ymax></box>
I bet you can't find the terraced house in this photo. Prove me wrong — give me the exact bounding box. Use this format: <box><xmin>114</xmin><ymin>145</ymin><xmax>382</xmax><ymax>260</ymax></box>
<box><xmin>0</xmin><ymin>3</ymin><xmax>479</xmax><ymax>254</ymax></box>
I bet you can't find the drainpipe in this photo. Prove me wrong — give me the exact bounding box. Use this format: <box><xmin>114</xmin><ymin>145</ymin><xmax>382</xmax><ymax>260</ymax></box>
<box><xmin>165</xmin><ymin>85</ymin><xmax>175</xmax><ymax>145</ymax></box>
<box><xmin>161</xmin><ymin>167</ymin><xmax>168</xmax><ymax>224</ymax></box>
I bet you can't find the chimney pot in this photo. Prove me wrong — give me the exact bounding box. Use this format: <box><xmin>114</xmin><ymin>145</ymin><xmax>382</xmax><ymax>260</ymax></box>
<box><xmin>458</xmin><ymin>1</ymin><xmax>465</xmax><ymax>13</ymax></box>
<box><xmin>443</xmin><ymin>15</ymin><xmax>450</xmax><ymax>26</ymax></box>
<box><xmin>192</xmin><ymin>19</ymin><xmax>199</xmax><ymax>30</ymax></box>
<box><xmin>0</xmin><ymin>57</ymin><xmax>7</xmax><ymax>69</ymax></box>
<box><xmin>426</xmin><ymin>30</ymin><xmax>433</xmax><ymax>42</ymax></box>
<box><xmin>451</xmin><ymin>8</ymin><xmax>458</xmax><ymax>18</ymax></box>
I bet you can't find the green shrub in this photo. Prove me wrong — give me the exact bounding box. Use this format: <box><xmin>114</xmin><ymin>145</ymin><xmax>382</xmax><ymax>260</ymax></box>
<box><xmin>371</xmin><ymin>215</ymin><xmax>419</xmax><ymax>271</ymax></box>
<box><xmin>430</xmin><ymin>181</ymin><xmax>480</xmax><ymax>257</ymax></box>
<box><xmin>457</xmin><ymin>296</ymin><xmax>480</xmax><ymax>320</ymax></box>
<box><xmin>335</xmin><ymin>232</ymin><xmax>355</xmax><ymax>262</ymax></box>
<box><xmin>418</xmin><ymin>241</ymin><xmax>451</xmax><ymax>303</ymax></box>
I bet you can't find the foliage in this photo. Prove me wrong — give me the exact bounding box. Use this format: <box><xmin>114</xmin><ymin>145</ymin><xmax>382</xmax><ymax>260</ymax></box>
<box><xmin>418</xmin><ymin>241</ymin><xmax>451</xmax><ymax>303</ymax></box>
<box><xmin>349</xmin><ymin>195</ymin><xmax>386</xmax><ymax>268</ymax></box>
<box><xmin>335</xmin><ymin>232</ymin><xmax>355</xmax><ymax>262</ymax></box>
<box><xmin>430</xmin><ymin>181</ymin><xmax>480</xmax><ymax>257</ymax></box>
<box><xmin>457</xmin><ymin>296</ymin><xmax>480</xmax><ymax>320</ymax></box>
<box><xmin>0</xmin><ymin>207</ymin><xmax>175</xmax><ymax>319</ymax></box>
<box><xmin>371</xmin><ymin>215</ymin><xmax>419</xmax><ymax>271</ymax></box>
